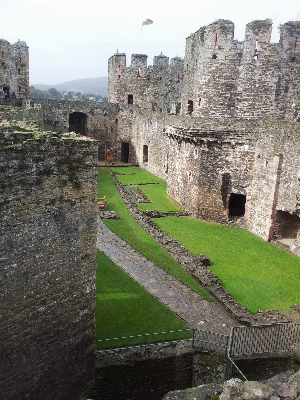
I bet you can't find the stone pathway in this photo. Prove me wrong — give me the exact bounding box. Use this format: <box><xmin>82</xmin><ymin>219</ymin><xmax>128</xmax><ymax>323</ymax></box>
<box><xmin>97</xmin><ymin>218</ymin><xmax>237</xmax><ymax>335</ymax></box>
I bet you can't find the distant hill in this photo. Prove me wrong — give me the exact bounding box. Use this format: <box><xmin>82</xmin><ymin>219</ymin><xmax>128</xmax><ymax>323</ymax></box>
<box><xmin>31</xmin><ymin>77</ymin><xmax>108</xmax><ymax>97</ymax></box>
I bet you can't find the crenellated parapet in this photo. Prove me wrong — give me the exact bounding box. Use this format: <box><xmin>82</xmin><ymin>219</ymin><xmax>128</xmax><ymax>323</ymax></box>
<box><xmin>181</xmin><ymin>19</ymin><xmax>300</xmax><ymax>120</ymax></box>
<box><xmin>108</xmin><ymin>19</ymin><xmax>300</xmax><ymax>121</ymax></box>
<box><xmin>0</xmin><ymin>39</ymin><xmax>29</xmax><ymax>99</ymax></box>
<box><xmin>108</xmin><ymin>51</ymin><xmax>184</xmax><ymax>112</ymax></box>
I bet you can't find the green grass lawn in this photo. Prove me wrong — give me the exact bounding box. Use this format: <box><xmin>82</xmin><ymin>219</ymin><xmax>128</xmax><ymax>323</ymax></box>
<box><xmin>110</xmin><ymin>166</ymin><xmax>182</xmax><ymax>212</ymax></box>
<box><xmin>98</xmin><ymin>165</ymin><xmax>300</xmax><ymax>314</ymax></box>
<box><xmin>96</xmin><ymin>250</ymin><xmax>191</xmax><ymax>349</ymax></box>
<box><xmin>155</xmin><ymin>216</ymin><xmax>300</xmax><ymax>313</ymax></box>
<box><xmin>97</xmin><ymin>167</ymin><xmax>212</xmax><ymax>300</ymax></box>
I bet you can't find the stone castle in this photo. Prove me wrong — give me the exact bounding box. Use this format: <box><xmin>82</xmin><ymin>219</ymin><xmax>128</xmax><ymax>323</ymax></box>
<box><xmin>0</xmin><ymin>18</ymin><xmax>300</xmax><ymax>399</ymax></box>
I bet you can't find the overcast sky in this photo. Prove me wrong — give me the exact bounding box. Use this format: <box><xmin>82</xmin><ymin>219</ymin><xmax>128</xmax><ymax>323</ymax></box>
<box><xmin>0</xmin><ymin>0</ymin><xmax>299</xmax><ymax>85</ymax></box>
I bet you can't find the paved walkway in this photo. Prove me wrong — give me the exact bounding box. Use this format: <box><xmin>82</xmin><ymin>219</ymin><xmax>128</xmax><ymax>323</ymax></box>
<box><xmin>97</xmin><ymin>218</ymin><xmax>237</xmax><ymax>335</ymax></box>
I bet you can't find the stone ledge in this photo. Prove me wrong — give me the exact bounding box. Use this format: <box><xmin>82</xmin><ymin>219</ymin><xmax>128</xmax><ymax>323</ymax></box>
<box><xmin>99</xmin><ymin>211</ymin><xmax>119</xmax><ymax>219</ymax></box>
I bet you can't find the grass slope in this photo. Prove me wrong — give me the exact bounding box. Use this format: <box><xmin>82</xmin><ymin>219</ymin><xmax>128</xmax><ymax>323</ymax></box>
<box><xmin>155</xmin><ymin>216</ymin><xmax>300</xmax><ymax>313</ymax></box>
<box><xmin>97</xmin><ymin>167</ymin><xmax>212</xmax><ymax>300</ymax></box>
<box><xmin>96</xmin><ymin>250</ymin><xmax>191</xmax><ymax>349</ymax></box>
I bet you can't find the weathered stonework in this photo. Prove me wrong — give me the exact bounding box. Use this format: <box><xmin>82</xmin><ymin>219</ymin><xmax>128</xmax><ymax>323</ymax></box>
<box><xmin>0</xmin><ymin>129</ymin><xmax>98</xmax><ymax>399</ymax></box>
<box><xmin>181</xmin><ymin>19</ymin><xmax>300</xmax><ymax>120</ymax></box>
<box><xmin>129</xmin><ymin>110</ymin><xmax>300</xmax><ymax>248</ymax></box>
<box><xmin>108</xmin><ymin>52</ymin><xmax>184</xmax><ymax>112</ymax></box>
<box><xmin>0</xmin><ymin>39</ymin><xmax>29</xmax><ymax>98</ymax></box>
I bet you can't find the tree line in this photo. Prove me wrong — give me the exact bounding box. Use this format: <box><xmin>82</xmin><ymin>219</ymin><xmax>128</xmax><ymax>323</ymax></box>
<box><xmin>30</xmin><ymin>86</ymin><xmax>107</xmax><ymax>102</ymax></box>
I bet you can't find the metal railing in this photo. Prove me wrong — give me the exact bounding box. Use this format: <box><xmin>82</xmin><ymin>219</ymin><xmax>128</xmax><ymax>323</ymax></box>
<box><xmin>225</xmin><ymin>355</ymin><xmax>248</xmax><ymax>381</ymax></box>
<box><xmin>193</xmin><ymin>329</ymin><xmax>229</xmax><ymax>354</ymax></box>
<box><xmin>96</xmin><ymin>323</ymin><xmax>300</xmax><ymax>381</ymax></box>
<box><xmin>228</xmin><ymin>323</ymin><xmax>300</xmax><ymax>357</ymax></box>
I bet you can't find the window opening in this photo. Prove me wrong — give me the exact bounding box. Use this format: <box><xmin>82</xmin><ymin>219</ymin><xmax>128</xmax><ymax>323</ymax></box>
<box><xmin>68</xmin><ymin>112</ymin><xmax>87</xmax><ymax>135</ymax></box>
<box><xmin>295</xmin><ymin>37</ymin><xmax>298</xmax><ymax>51</ymax></box>
<box><xmin>291</xmin><ymin>56</ymin><xmax>296</xmax><ymax>62</ymax></box>
<box><xmin>253</xmin><ymin>54</ymin><xmax>258</xmax><ymax>61</ymax></box>
<box><xmin>186</xmin><ymin>100</ymin><xmax>193</xmax><ymax>115</ymax></box>
<box><xmin>215</xmin><ymin>33</ymin><xmax>218</xmax><ymax>46</ymax></box>
<box><xmin>143</xmin><ymin>145</ymin><xmax>148</xmax><ymax>163</ymax></box>
<box><xmin>3</xmin><ymin>86</ymin><xmax>10</xmax><ymax>98</ymax></box>
<box><xmin>228</xmin><ymin>194</ymin><xmax>246</xmax><ymax>216</ymax></box>
<box><xmin>212</xmin><ymin>54</ymin><xmax>217</xmax><ymax>59</ymax></box>
<box><xmin>255</xmin><ymin>39</ymin><xmax>259</xmax><ymax>49</ymax></box>
<box><xmin>128</xmin><ymin>94</ymin><xmax>133</xmax><ymax>104</ymax></box>
<box><xmin>115</xmin><ymin>119</ymin><xmax>118</xmax><ymax>123</ymax></box>
<box><xmin>198</xmin><ymin>97</ymin><xmax>202</xmax><ymax>106</ymax></box>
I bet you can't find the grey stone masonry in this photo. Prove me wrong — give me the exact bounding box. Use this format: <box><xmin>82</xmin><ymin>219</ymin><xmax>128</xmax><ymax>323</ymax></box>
<box><xmin>0</xmin><ymin>129</ymin><xmax>98</xmax><ymax>400</ymax></box>
<box><xmin>180</xmin><ymin>19</ymin><xmax>300</xmax><ymax>120</ymax></box>
<box><xmin>108</xmin><ymin>51</ymin><xmax>184</xmax><ymax>113</ymax></box>
<box><xmin>0</xmin><ymin>39</ymin><xmax>29</xmax><ymax>98</ymax></box>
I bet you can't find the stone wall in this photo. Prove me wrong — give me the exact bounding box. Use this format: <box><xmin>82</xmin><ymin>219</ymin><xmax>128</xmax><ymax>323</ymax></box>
<box><xmin>0</xmin><ymin>99</ymin><xmax>44</xmax><ymax>131</ymax></box>
<box><xmin>0</xmin><ymin>39</ymin><xmax>29</xmax><ymax>98</ymax></box>
<box><xmin>108</xmin><ymin>52</ymin><xmax>184</xmax><ymax>112</ymax></box>
<box><xmin>180</xmin><ymin>19</ymin><xmax>300</xmax><ymax>120</ymax></box>
<box><xmin>0</xmin><ymin>98</ymin><xmax>123</xmax><ymax>161</ymax></box>
<box><xmin>129</xmin><ymin>109</ymin><xmax>300</xmax><ymax>253</ymax></box>
<box><xmin>248</xmin><ymin>121</ymin><xmax>300</xmax><ymax>241</ymax></box>
<box><xmin>0</xmin><ymin>129</ymin><xmax>98</xmax><ymax>400</ymax></box>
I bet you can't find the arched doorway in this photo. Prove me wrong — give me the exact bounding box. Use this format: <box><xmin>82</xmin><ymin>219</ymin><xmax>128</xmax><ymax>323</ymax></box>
<box><xmin>69</xmin><ymin>112</ymin><xmax>87</xmax><ymax>135</ymax></box>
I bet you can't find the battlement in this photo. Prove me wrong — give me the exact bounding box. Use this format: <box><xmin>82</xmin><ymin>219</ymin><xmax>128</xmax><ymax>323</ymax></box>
<box><xmin>108</xmin><ymin>51</ymin><xmax>184</xmax><ymax>110</ymax></box>
<box><xmin>108</xmin><ymin>19</ymin><xmax>299</xmax><ymax>121</ymax></box>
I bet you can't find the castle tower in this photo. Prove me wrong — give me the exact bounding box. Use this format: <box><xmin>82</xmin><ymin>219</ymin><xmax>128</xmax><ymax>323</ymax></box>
<box><xmin>279</xmin><ymin>21</ymin><xmax>300</xmax><ymax>121</ymax></box>
<box><xmin>180</xmin><ymin>20</ymin><xmax>241</xmax><ymax>117</ymax></box>
<box><xmin>235</xmin><ymin>20</ymin><xmax>277</xmax><ymax>118</ymax></box>
<box><xmin>0</xmin><ymin>39</ymin><xmax>29</xmax><ymax>99</ymax></box>
<box><xmin>108</xmin><ymin>52</ymin><xmax>126</xmax><ymax>104</ymax></box>
<box><xmin>12</xmin><ymin>40</ymin><xmax>30</xmax><ymax>98</ymax></box>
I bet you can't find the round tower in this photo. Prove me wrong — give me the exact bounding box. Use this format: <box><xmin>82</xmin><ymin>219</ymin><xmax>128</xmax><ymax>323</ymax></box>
<box><xmin>0</xmin><ymin>39</ymin><xmax>13</xmax><ymax>97</ymax></box>
<box><xmin>108</xmin><ymin>52</ymin><xmax>126</xmax><ymax>104</ymax></box>
<box><xmin>12</xmin><ymin>40</ymin><xmax>30</xmax><ymax>98</ymax></box>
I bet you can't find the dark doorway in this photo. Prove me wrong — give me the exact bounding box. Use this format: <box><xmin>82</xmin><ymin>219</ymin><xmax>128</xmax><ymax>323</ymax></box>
<box><xmin>3</xmin><ymin>86</ymin><xmax>10</xmax><ymax>98</ymax></box>
<box><xmin>121</xmin><ymin>142</ymin><xmax>129</xmax><ymax>163</ymax></box>
<box><xmin>272</xmin><ymin>211</ymin><xmax>300</xmax><ymax>239</ymax></box>
<box><xmin>128</xmin><ymin>94</ymin><xmax>133</xmax><ymax>105</ymax></box>
<box><xmin>228</xmin><ymin>193</ymin><xmax>246</xmax><ymax>216</ymax></box>
<box><xmin>69</xmin><ymin>112</ymin><xmax>87</xmax><ymax>135</ymax></box>
<box><xmin>186</xmin><ymin>100</ymin><xmax>193</xmax><ymax>115</ymax></box>
<box><xmin>143</xmin><ymin>145</ymin><xmax>148</xmax><ymax>163</ymax></box>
